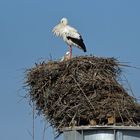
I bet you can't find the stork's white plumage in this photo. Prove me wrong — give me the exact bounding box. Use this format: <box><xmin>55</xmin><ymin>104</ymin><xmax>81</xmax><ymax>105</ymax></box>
<box><xmin>60</xmin><ymin>51</ymin><xmax>71</xmax><ymax>61</ymax></box>
<box><xmin>52</xmin><ymin>18</ymin><xmax>86</xmax><ymax>58</ymax></box>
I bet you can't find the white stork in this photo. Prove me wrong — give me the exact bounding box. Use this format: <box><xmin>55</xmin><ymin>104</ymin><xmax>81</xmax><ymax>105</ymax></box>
<box><xmin>52</xmin><ymin>17</ymin><xmax>87</xmax><ymax>58</ymax></box>
<box><xmin>60</xmin><ymin>51</ymin><xmax>71</xmax><ymax>61</ymax></box>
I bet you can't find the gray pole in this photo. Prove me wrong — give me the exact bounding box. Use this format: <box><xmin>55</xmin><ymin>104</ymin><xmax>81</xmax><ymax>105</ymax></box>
<box><xmin>63</xmin><ymin>126</ymin><xmax>140</xmax><ymax>140</ymax></box>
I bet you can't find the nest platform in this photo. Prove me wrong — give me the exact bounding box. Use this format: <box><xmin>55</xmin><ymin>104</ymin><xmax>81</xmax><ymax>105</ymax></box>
<box><xmin>26</xmin><ymin>56</ymin><xmax>140</xmax><ymax>133</ymax></box>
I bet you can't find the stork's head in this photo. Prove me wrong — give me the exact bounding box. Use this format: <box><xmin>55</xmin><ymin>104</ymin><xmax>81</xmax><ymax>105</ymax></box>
<box><xmin>66</xmin><ymin>51</ymin><xmax>70</xmax><ymax>55</ymax></box>
<box><xmin>60</xmin><ymin>17</ymin><xmax>68</xmax><ymax>25</ymax></box>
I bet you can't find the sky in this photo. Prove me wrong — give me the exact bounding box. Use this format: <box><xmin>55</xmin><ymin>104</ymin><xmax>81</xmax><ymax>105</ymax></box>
<box><xmin>0</xmin><ymin>0</ymin><xmax>140</xmax><ymax>140</ymax></box>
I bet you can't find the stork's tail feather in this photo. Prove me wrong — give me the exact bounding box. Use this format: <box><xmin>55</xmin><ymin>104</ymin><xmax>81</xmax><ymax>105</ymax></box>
<box><xmin>67</xmin><ymin>36</ymin><xmax>87</xmax><ymax>52</ymax></box>
<box><xmin>82</xmin><ymin>43</ymin><xmax>87</xmax><ymax>52</ymax></box>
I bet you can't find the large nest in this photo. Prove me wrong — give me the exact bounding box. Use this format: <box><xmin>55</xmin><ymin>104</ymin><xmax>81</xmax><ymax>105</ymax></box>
<box><xmin>26</xmin><ymin>56</ymin><xmax>140</xmax><ymax>133</ymax></box>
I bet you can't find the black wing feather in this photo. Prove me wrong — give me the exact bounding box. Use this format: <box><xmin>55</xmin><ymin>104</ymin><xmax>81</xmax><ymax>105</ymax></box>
<box><xmin>67</xmin><ymin>36</ymin><xmax>87</xmax><ymax>52</ymax></box>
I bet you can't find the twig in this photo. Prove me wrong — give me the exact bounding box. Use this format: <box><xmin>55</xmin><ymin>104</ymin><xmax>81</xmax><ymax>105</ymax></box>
<box><xmin>116</xmin><ymin>102</ymin><xmax>124</xmax><ymax>124</ymax></box>
<box><xmin>42</xmin><ymin>121</ymin><xmax>47</xmax><ymax>140</ymax></box>
<box><xmin>71</xmin><ymin>75</ymin><xmax>96</xmax><ymax>112</ymax></box>
<box><xmin>27</xmin><ymin>129</ymin><xmax>33</xmax><ymax>139</ymax></box>
<box><xmin>118</xmin><ymin>63</ymin><xmax>140</xmax><ymax>70</ymax></box>
<box><xmin>32</xmin><ymin>101</ymin><xmax>35</xmax><ymax>140</ymax></box>
<box><xmin>52</xmin><ymin>127</ymin><xmax>56</xmax><ymax>140</ymax></box>
<box><xmin>122</xmin><ymin>74</ymin><xmax>135</xmax><ymax>98</ymax></box>
<box><xmin>69</xmin><ymin>111</ymin><xmax>77</xmax><ymax>126</ymax></box>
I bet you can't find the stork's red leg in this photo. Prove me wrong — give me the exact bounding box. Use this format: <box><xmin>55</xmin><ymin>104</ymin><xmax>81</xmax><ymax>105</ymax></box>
<box><xmin>69</xmin><ymin>46</ymin><xmax>72</xmax><ymax>59</ymax></box>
